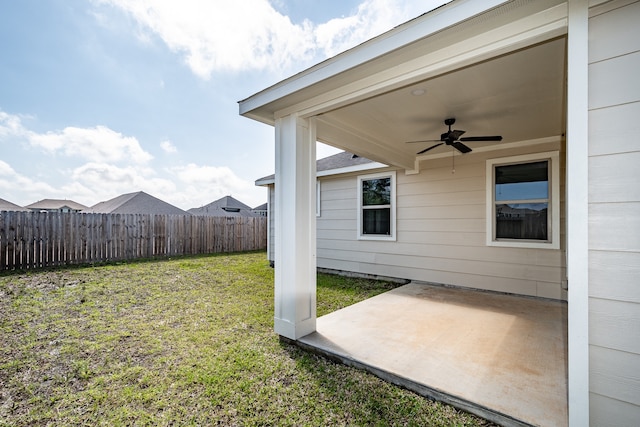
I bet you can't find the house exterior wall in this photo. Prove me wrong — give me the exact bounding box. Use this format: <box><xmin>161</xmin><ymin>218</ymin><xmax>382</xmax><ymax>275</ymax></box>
<box><xmin>316</xmin><ymin>141</ymin><xmax>566</xmax><ymax>300</ymax></box>
<box><xmin>267</xmin><ymin>184</ymin><xmax>275</xmax><ymax>263</ymax></box>
<box><xmin>587</xmin><ymin>1</ymin><xmax>640</xmax><ymax>424</ymax></box>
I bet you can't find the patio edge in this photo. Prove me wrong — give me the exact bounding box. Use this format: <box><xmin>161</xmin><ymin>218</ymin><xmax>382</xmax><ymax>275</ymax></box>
<box><xmin>284</xmin><ymin>335</ymin><xmax>535</xmax><ymax>427</ymax></box>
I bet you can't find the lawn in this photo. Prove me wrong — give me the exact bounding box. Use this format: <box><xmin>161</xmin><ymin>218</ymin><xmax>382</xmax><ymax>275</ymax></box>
<box><xmin>0</xmin><ymin>251</ymin><xmax>494</xmax><ymax>426</ymax></box>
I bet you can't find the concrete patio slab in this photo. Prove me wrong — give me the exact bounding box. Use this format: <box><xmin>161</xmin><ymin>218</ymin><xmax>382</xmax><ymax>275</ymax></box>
<box><xmin>297</xmin><ymin>282</ymin><xmax>567</xmax><ymax>427</ymax></box>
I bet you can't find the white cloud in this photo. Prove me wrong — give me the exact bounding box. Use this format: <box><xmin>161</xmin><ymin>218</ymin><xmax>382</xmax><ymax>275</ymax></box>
<box><xmin>170</xmin><ymin>163</ymin><xmax>254</xmax><ymax>207</ymax></box>
<box><xmin>29</xmin><ymin>125</ymin><xmax>153</xmax><ymax>164</ymax></box>
<box><xmin>0</xmin><ymin>159</ymin><xmax>58</xmax><ymax>199</ymax></box>
<box><xmin>0</xmin><ymin>111</ymin><xmax>153</xmax><ymax>164</ymax></box>
<box><xmin>0</xmin><ymin>110</ymin><xmax>264</xmax><ymax>209</ymax></box>
<box><xmin>100</xmin><ymin>0</ymin><xmax>427</xmax><ymax>79</ymax></box>
<box><xmin>0</xmin><ymin>111</ymin><xmax>26</xmax><ymax>137</ymax></box>
<box><xmin>67</xmin><ymin>162</ymin><xmax>259</xmax><ymax>210</ymax></box>
<box><xmin>101</xmin><ymin>0</ymin><xmax>313</xmax><ymax>78</ymax></box>
<box><xmin>172</xmin><ymin>163</ymin><xmax>248</xmax><ymax>188</ymax></box>
<box><xmin>314</xmin><ymin>0</ymin><xmax>410</xmax><ymax>57</ymax></box>
<box><xmin>160</xmin><ymin>140</ymin><xmax>177</xmax><ymax>153</ymax></box>
<box><xmin>71</xmin><ymin>162</ymin><xmax>176</xmax><ymax>198</ymax></box>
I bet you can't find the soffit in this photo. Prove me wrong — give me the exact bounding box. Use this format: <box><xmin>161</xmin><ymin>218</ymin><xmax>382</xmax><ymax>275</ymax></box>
<box><xmin>317</xmin><ymin>37</ymin><xmax>566</xmax><ymax>169</ymax></box>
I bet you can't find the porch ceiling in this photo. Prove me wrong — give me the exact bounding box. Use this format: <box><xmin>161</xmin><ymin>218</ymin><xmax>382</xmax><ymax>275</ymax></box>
<box><xmin>316</xmin><ymin>37</ymin><xmax>566</xmax><ymax>169</ymax></box>
<box><xmin>239</xmin><ymin>0</ymin><xmax>568</xmax><ymax>171</ymax></box>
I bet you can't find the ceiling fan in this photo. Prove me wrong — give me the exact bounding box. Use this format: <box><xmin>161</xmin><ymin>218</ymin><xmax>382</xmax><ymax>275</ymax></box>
<box><xmin>406</xmin><ymin>118</ymin><xmax>503</xmax><ymax>154</ymax></box>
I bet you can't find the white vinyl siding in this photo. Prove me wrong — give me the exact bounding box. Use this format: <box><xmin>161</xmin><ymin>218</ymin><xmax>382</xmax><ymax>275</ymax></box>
<box><xmin>267</xmin><ymin>184</ymin><xmax>275</xmax><ymax>262</ymax></box>
<box><xmin>317</xmin><ymin>141</ymin><xmax>565</xmax><ymax>300</ymax></box>
<box><xmin>588</xmin><ymin>0</ymin><xmax>640</xmax><ymax>423</ymax></box>
<box><xmin>316</xmin><ymin>180</ymin><xmax>321</xmax><ymax>217</ymax></box>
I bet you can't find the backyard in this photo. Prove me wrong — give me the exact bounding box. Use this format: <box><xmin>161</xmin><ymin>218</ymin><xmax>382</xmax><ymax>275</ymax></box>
<box><xmin>0</xmin><ymin>251</ymin><xmax>494</xmax><ymax>426</ymax></box>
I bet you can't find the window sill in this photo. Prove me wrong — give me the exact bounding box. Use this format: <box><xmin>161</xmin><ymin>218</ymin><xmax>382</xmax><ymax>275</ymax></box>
<box><xmin>487</xmin><ymin>239</ymin><xmax>559</xmax><ymax>250</ymax></box>
<box><xmin>358</xmin><ymin>235</ymin><xmax>396</xmax><ymax>242</ymax></box>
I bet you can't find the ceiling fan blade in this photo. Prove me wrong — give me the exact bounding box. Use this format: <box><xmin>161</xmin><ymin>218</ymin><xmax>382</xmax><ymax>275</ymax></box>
<box><xmin>459</xmin><ymin>135</ymin><xmax>503</xmax><ymax>142</ymax></box>
<box><xmin>451</xmin><ymin>141</ymin><xmax>472</xmax><ymax>153</ymax></box>
<box><xmin>406</xmin><ymin>139</ymin><xmax>441</xmax><ymax>143</ymax></box>
<box><xmin>417</xmin><ymin>143</ymin><xmax>443</xmax><ymax>154</ymax></box>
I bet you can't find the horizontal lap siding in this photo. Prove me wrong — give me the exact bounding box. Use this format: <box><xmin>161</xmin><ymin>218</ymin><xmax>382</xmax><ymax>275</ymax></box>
<box><xmin>588</xmin><ymin>1</ymin><xmax>640</xmax><ymax>423</ymax></box>
<box><xmin>267</xmin><ymin>185</ymin><xmax>275</xmax><ymax>261</ymax></box>
<box><xmin>317</xmin><ymin>142</ymin><xmax>565</xmax><ymax>300</ymax></box>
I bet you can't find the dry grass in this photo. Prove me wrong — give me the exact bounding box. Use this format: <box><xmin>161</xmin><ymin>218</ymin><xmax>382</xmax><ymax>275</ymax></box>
<box><xmin>0</xmin><ymin>252</ymin><xmax>495</xmax><ymax>426</ymax></box>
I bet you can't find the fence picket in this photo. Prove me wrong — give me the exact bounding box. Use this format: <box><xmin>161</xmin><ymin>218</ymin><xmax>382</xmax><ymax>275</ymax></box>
<box><xmin>0</xmin><ymin>211</ymin><xmax>267</xmax><ymax>271</ymax></box>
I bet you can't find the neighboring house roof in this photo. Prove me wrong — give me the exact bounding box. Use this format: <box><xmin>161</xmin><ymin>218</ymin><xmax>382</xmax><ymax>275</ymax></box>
<box><xmin>0</xmin><ymin>198</ymin><xmax>29</xmax><ymax>212</ymax></box>
<box><xmin>255</xmin><ymin>151</ymin><xmax>387</xmax><ymax>186</ymax></box>
<box><xmin>316</xmin><ymin>151</ymin><xmax>376</xmax><ymax>171</ymax></box>
<box><xmin>188</xmin><ymin>195</ymin><xmax>258</xmax><ymax>217</ymax></box>
<box><xmin>25</xmin><ymin>199</ymin><xmax>88</xmax><ymax>211</ymax></box>
<box><xmin>253</xmin><ymin>203</ymin><xmax>267</xmax><ymax>211</ymax></box>
<box><xmin>86</xmin><ymin>191</ymin><xmax>189</xmax><ymax>215</ymax></box>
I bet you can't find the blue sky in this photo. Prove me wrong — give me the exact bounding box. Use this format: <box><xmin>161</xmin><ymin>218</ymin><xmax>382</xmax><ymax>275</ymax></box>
<box><xmin>0</xmin><ymin>0</ymin><xmax>446</xmax><ymax>210</ymax></box>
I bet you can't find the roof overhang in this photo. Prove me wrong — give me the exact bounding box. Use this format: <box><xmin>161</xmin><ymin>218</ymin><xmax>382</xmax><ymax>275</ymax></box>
<box><xmin>240</xmin><ymin>0</ymin><xmax>569</xmax><ymax>172</ymax></box>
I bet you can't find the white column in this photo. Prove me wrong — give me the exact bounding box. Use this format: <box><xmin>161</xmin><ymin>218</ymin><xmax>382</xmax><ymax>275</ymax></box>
<box><xmin>273</xmin><ymin>113</ymin><xmax>317</xmax><ymax>340</ymax></box>
<box><xmin>567</xmin><ymin>0</ymin><xmax>589</xmax><ymax>426</ymax></box>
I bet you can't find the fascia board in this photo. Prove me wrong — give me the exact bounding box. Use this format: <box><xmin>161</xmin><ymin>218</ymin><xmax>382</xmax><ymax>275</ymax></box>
<box><xmin>255</xmin><ymin>178</ymin><xmax>275</xmax><ymax>186</ymax></box>
<box><xmin>317</xmin><ymin>162</ymin><xmax>388</xmax><ymax>177</ymax></box>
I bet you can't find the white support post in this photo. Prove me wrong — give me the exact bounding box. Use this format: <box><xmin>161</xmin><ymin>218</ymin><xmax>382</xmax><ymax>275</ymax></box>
<box><xmin>273</xmin><ymin>114</ymin><xmax>317</xmax><ymax>340</ymax></box>
<box><xmin>567</xmin><ymin>0</ymin><xmax>590</xmax><ymax>426</ymax></box>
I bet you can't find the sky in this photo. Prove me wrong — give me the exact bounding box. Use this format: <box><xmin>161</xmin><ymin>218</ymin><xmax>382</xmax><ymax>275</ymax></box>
<box><xmin>0</xmin><ymin>0</ymin><xmax>448</xmax><ymax>210</ymax></box>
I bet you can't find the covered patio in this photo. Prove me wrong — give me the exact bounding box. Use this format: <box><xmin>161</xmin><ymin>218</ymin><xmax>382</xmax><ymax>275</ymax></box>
<box><xmin>240</xmin><ymin>1</ymin><xmax>590</xmax><ymax>425</ymax></box>
<box><xmin>297</xmin><ymin>282</ymin><xmax>567</xmax><ymax>427</ymax></box>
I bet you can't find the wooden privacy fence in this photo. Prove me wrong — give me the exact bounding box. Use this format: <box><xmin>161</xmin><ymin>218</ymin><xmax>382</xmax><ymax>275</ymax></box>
<box><xmin>0</xmin><ymin>211</ymin><xmax>267</xmax><ymax>271</ymax></box>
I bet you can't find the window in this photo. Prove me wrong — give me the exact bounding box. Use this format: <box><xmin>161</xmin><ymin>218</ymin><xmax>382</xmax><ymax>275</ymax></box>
<box><xmin>486</xmin><ymin>152</ymin><xmax>559</xmax><ymax>249</ymax></box>
<box><xmin>358</xmin><ymin>171</ymin><xmax>396</xmax><ymax>240</ymax></box>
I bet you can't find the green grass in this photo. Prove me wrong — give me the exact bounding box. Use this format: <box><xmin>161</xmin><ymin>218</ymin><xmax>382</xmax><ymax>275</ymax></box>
<box><xmin>0</xmin><ymin>252</ymin><xmax>494</xmax><ymax>426</ymax></box>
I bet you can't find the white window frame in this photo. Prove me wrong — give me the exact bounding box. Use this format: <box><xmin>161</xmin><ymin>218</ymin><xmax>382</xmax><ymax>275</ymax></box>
<box><xmin>357</xmin><ymin>171</ymin><xmax>396</xmax><ymax>241</ymax></box>
<box><xmin>486</xmin><ymin>151</ymin><xmax>559</xmax><ymax>249</ymax></box>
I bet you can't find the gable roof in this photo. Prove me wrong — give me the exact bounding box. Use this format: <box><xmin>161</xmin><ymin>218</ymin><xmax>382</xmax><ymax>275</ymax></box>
<box><xmin>25</xmin><ymin>199</ymin><xmax>88</xmax><ymax>211</ymax></box>
<box><xmin>87</xmin><ymin>191</ymin><xmax>189</xmax><ymax>215</ymax></box>
<box><xmin>188</xmin><ymin>195</ymin><xmax>258</xmax><ymax>217</ymax></box>
<box><xmin>255</xmin><ymin>151</ymin><xmax>387</xmax><ymax>186</ymax></box>
<box><xmin>0</xmin><ymin>198</ymin><xmax>29</xmax><ymax>212</ymax></box>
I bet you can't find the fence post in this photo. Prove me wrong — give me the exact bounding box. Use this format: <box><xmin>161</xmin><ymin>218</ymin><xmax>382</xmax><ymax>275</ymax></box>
<box><xmin>0</xmin><ymin>212</ymin><xmax>267</xmax><ymax>271</ymax></box>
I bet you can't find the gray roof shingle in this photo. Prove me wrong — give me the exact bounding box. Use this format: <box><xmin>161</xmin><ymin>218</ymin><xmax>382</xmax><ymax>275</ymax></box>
<box><xmin>25</xmin><ymin>199</ymin><xmax>88</xmax><ymax>211</ymax></box>
<box><xmin>188</xmin><ymin>196</ymin><xmax>259</xmax><ymax>217</ymax></box>
<box><xmin>86</xmin><ymin>191</ymin><xmax>188</xmax><ymax>215</ymax></box>
<box><xmin>255</xmin><ymin>151</ymin><xmax>378</xmax><ymax>184</ymax></box>
<box><xmin>0</xmin><ymin>198</ymin><xmax>29</xmax><ymax>212</ymax></box>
